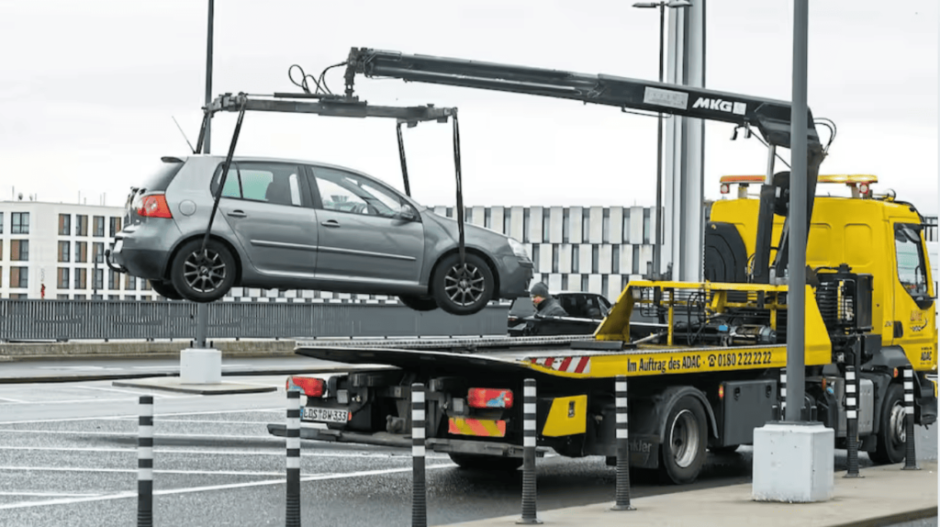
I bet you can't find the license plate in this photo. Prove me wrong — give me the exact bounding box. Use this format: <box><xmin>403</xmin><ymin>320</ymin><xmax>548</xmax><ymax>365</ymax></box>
<box><xmin>302</xmin><ymin>406</ymin><xmax>349</xmax><ymax>423</ymax></box>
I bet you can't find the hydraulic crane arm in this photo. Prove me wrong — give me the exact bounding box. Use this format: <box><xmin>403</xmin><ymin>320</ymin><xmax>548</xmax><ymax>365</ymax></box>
<box><xmin>342</xmin><ymin>48</ymin><xmax>832</xmax><ymax>283</ymax></box>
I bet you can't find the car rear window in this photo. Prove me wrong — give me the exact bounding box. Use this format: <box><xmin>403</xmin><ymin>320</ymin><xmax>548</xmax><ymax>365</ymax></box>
<box><xmin>139</xmin><ymin>157</ymin><xmax>185</xmax><ymax>192</ymax></box>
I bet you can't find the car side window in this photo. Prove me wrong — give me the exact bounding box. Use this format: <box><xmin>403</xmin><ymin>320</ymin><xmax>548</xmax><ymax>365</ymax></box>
<box><xmin>214</xmin><ymin>162</ymin><xmax>303</xmax><ymax>207</ymax></box>
<box><xmin>312</xmin><ymin>167</ymin><xmax>408</xmax><ymax>218</ymax></box>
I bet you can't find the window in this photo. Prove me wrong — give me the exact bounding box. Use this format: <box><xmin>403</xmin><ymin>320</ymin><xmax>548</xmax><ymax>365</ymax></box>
<box><xmin>93</xmin><ymin>215</ymin><xmax>105</xmax><ymax>237</ymax></box>
<box><xmin>10</xmin><ymin>240</ymin><xmax>28</xmax><ymax>261</ymax></box>
<box><xmin>11</xmin><ymin>212</ymin><xmax>29</xmax><ymax>234</ymax></box>
<box><xmin>602</xmin><ymin>275</ymin><xmax>609</xmax><ymax>298</ymax></box>
<box><xmin>312</xmin><ymin>167</ymin><xmax>409</xmax><ymax>218</ymax></box>
<box><xmin>503</xmin><ymin>209</ymin><xmax>511</xmax><ymax>234</ymax></box>
<box><xmin>93</xmin><ymin>269</ymin><xmax>104</xmax><ymax>291</ymax></box>
<box><xmin>74</xmin><ymin>268</ymin><xmax>87</xmax><ymax>289</ymax></box>
<box><xmin>74</xmin><ymin>294</ymin><xmax>86</xmax><ymax>300</ymax></box>
<box><xmin>895</xmin><ymin>224</ymin><xmax>931</xmax><ymax>300</ymax></box>
<box><xmin>125</xmin><ymin>273</ymin><xmax>137</xmax><ymax>291</ymax></box>
<box><xmin>622</xmin><ymin>275</ymin><xmax>630</xmax><ymax>291</ymax></box>
<box><xmin>612</xmin><ymin>245</ymin><xmax>621</xmax><ymax>273</ymax></box>
<box><xmin>552</xmin><ymin>244</ymin><xmax>559</xmax><ymax>273</ymax></box>
<box><xmin>141</xmin><ymin>279</ymin><xmax>152</xmax><ymax>291</ymax></box>
<box><xmin>572</xmin><ymin>245</ymin><xmax>580</xmax><ymax>273</ymax></box>
<box><xmin>9</xmin><ymin>293</ymin><xmax>27</xmax><ymax>299</ymax></box>
<box><xmin>531</xmin><ymin>245</ymin><xmax>540</xmax><ymax>271</ymax></box>
<box><xmin>602</xmin><ymin>208</ymin><xmax>610</xmax><ymax>243</ymax></box>
<box><xmin>465</xmin><ymin>207</ymin><xmax>472</xmax><ymax>223</ymax></box>
<box><xmin>109</xmin><ymin>217</ymin><xmax>122</xmax><ymax>237</ymax></box>
<box><xmin>592</xmin><ymin>244</ymin><xmax>600</xmax><ymax>274</ymax></box>
<box><xmin>523</xmin><ymin>209</ymin><xmax>530</xmax><ymax>243</ymax></box>
<box><xmin>59</xmin><ymin>213</ymin><xmax>71</xmax><ymax>235</ymax></box>
<box><xmin>10</xmin><ymin>266</ymin><xmax>28</xmax><ymax>288</ymax></box>
<box><xmin>643</xmin><ymin>209</ymin><xmax>651</xmax><ymax>244</ymax></box>
<box><xmin>58</xmin><ymin>241</ymin><xmax>70</xmax><ymax>262</ymax></box>
<box><xmin>0</xmin><ymin>240</ymin><xmax>3</xmax><ymax>260</ymax></box>
<box><xmin>216</xmin><ymin>162</ymin><xmax>303</xmax><ymax>207</ymax></box>
<box><xmin>93</xmin><ymin>242</ymin><xmax>105</xmax><ymax>264</ymax></box>
<box><xmin>484</xmin><ymin>208</ymin><xmax>492</xmax><ymax>229</ymax></box>
<box><xmin>57</xmin><ymin>294</ymin><xmax>69</xmax><ymax>300</ymax></box>
<box><xmin>562</xmin><ymin>208</ymin><xmax>570</xmax><ymax>243</ymax></box>
<box><xmin>58</xmin><ymin>267</ymin><xmax>70</xmax><ymax>289</ymax></box>
<box><xmin>75</xmin><ymin>241</ymin><xmax>87</xmax><ymax>263</ymax></box>
<box><xmin>622</xmin><ymin>211</ymin><xmax>631</xmax><ymax>243</ymax></box>
<box><xmin>92</xmin><ymin>294</ymin><xmax>103</xmax><ymax>301</ymax></box>
<box><xmin>633</xmin><ymin>245</ymin><xmax>640</xmax><ymax>274</ymax></box>
<box><xmin>561</xmin><ymin>274</ymin><xmax>569</xmax><ymax>290</ymax></box>
<box><xmin>446</xmin><ymin>207</ymin><xmax>453</xmax><ymax>218</ymax></box>
<box><xmin>0</xmin><ymin>212</ymin><xmax>3</xmax><ymax>233</ymax></box>
<box><xmin>109</xmin><ymin>270</ymin><xmax>120</xmax><ymax>290</ymax></box>
<box><xmin>542</xmin><ymin>209</ymin><xmax>551</xmax><ymax>242</ymax></box>
<box><xmin>582</xmin><ymin>209</ymin><xmax>591</xmax><ymax>242</ymax></box>
<box><xmin>581</xmin><ymin>274</ymin><xmax>589</xmax><ymax>292</ymax></box>
<box><xmin>75</xmin><ymin>215</ymin><xmax>88</xmax><ymax>236</ymax></box>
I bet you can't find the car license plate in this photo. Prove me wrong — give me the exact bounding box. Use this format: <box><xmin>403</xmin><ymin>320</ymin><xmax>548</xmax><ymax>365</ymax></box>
<box><xmin>302</xmin><ymin>406</ymin><xmax>349</xmax><ymax>423</ymax></box>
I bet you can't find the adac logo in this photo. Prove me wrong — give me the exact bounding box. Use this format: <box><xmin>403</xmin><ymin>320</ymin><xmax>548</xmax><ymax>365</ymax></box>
<box><xmin>911</xmin><ymin>310</ymin><xmax>927</xmax><ymax>333</ymax></box>
<box><xmin>692</xmin><ymin>97</ymin><xmax>747</xmax><ymax>116</ymax></box>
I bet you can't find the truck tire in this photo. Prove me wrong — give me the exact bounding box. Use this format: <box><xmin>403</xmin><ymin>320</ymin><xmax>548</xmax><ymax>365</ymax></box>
<box><xmin>448</xmin><ymin>453</ymin><xmax>523</xmax><ymax>472</ymax></box>
<box><xmin>869</xmin><ymin>382</ymin><xmax>907</xmax><ymax>465</ymax></box>
<box><xmin>659</xmin><ymin>395</ymin><xmax>708</xmax><ymax>485</ymax></box>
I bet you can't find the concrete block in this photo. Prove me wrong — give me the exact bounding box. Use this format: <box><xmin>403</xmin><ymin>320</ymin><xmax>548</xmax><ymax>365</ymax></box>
<box><xmin>752</xmin><ymin>421</ymin><xmax>834</xmax><ymax>503</ymax></box>
<box><xmin>180</xmin><ymin>348</ymin><xmax>221</xmax><ymax>384</ymax></box>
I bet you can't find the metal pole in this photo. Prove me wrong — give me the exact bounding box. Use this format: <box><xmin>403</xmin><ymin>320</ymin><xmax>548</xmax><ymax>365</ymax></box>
<box><xmin>651</xmin><ymin>2</ymin><xmax>665</xmax><ymax>280</ymax></box>
<box><xmin>902</xmin><ymin>367</ymin><xmax>920</xmax><ymax>470</ymax></box>
<box><xmin>195</xmin><ymin>0</ymin><xmax>214</xmax><ymax>349</ymax></box>
<box><xmin>785</xmin><ymin>0</ymin><xmax>808</xmax><ymax>423</ymax></box>
<box><xmin>765</xmin><ymin>145</ymin><xmax>776</xmax><ymax>184</ymax></box>
<box><xmin>285</xmin><ymin>389</ymin><xmax>301</xmax><ymax>526</ymax></box>
<box><xmin>611</xmin><ymin>375</ymin><xmax>635</xmax><ymax>511</ymax></box>
<box><xmin>138</xmin><ymin>395</ymin><xmax>154</xmax><ymax>527</ymax></box>
<box><xmin>412</xmin><ymin>383</ymin><xmax>427</xmax><ymax>527</ymax></box>
<box><xmin>518</xmin><ymin>378</ymin><xmax>541</xmax><ymax>524</ymax></box>
<box><xmin>844</xmin><ymin>365</ymin><xmax>860</xmax><ymax>478</ymax></box>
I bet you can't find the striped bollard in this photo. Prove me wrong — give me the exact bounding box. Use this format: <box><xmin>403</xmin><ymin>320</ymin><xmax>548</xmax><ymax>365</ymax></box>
<box><xmin>517</xmin><ymin>378</ymin><xmax>541</xmax><ymax>524</ymax></box>
<box><xmin>844</xmin><ymin>366</ymin><xmax>860</xmax><ymax>478</ymax></box>
<box><xmin>902</xmin><ymin>367</ymin><xmax>920</xmax><ymax>470</ymax></box>
<box><xmin>412</xmin><ymin>383</ymin><xmax>427</xmax><ymax>527</ymax></box>
<box><xmin>286</xmin><ymin>390</ymin><xmax>302</xmax><ymax>527</ymax></box>
<box><xmin>611</xmin><ymin>375</ymin><xmax>635</xmax><ymax>511</ymax></box>
<box><xmin>780</xmin><ymin>369</ymin><xmax>787</xmax><ymax>420</ymax></box>
<box><xmin>138</xmin><ymin>395</ymin><xmax>153</xmax><ymax>527</ymax></box>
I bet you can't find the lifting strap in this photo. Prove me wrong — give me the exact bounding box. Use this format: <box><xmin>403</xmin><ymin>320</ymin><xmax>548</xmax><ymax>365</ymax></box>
<box><xmin>451</xmin><ymin>113</ymin><xmax>466</xmax><ymax>272</ymax></box>
<box><xmin>395</xmin><ymin>122</ymin><xmax>412</xmax><ymax>198</ymax></box>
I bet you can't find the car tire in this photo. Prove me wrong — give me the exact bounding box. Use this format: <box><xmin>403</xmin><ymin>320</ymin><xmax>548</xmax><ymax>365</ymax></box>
<box><xmin>869</xmin><ymin>382</ymin><xmax>907</xmax><ymax>465</ymax></box>
<box><xmin>151</xmin><ymin>281</ymin><xmax>184</xmax><ymax>300</ymax></box>
<box><xmin>430</xmin><ymin>253</ymin><xmax>495</xmax><ymax>316</ymax></box>
<box><xmin>398</xmin><ymin>294</ymin><xmax>439</xmax><ymax>311</ymax></box>
<box><xmin>658</xmin><ymin>395</ymin><xmax>708</xmax><ymax>485</ymax></box>
<box><xmin>169</xmin><ymin>238</ymin><xmax>237</xmax><ymax>303</ymax></box>
<box><xmin>448</xmin><ymin>453</ymin><xmax>523</xmax><ymax>472</ymax></box>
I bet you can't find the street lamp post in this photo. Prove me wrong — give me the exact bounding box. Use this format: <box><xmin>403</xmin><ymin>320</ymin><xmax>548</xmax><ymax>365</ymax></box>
<box><xmin>632</xmin><ymin>0</ymin><xmax>691</xmax><ymax>280</ymax></box>
<box><xmin>194</xmin><ymin>0</ymin><xmax>214</xmax><ymax>349</ymax></box>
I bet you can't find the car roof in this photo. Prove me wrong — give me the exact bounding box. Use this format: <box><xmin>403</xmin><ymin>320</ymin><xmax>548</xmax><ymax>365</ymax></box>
<box><xmin>182</xmin><ymin>154</ymin><xmax>389</xmax><ymax>183</ymax></box>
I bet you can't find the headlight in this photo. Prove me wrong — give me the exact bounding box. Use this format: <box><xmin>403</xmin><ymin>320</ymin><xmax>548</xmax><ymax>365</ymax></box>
<box><xmin>508</xmin><ymin>238</ymin><xmax>529</xmax><ymax>259</ymax></box>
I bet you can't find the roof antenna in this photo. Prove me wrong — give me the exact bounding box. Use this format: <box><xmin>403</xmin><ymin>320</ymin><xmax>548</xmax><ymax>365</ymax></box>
<box><xmin>172</xmin><ymin>116</ymin><xmax>196</xmax><ymax>154</ymax></box>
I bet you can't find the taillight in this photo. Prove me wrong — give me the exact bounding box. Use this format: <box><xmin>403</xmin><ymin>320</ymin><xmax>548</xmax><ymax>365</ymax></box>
<box><xmin>468</xmin><ymin>388</ymin><xmax>513</xmax><ymax>409</ymax></box>
<box><xmin>137</xmin><ymin>193</ymin><xmax>173</xmax><ymax>219</ymax></box>
<box><xmin>286</xmin><ymin>376</ymin><xmax>325</xmax><ymax>397</ymax></box>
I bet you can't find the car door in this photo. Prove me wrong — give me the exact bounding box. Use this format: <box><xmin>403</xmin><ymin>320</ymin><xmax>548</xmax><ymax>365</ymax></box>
<box><xmin>307</xmin><ymin>165</ymin><xmax>425</xmax><ymax>285</ymax></box>
<box><xmin>215</xmin><ymin>161</ymin><xmax>319</xmax><ymax>280</ymax></box>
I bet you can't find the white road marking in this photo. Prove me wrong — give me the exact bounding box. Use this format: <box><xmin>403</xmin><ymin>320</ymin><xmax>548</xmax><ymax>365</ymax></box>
<box><xmin>0</xmin><ymin>396</ymin><xmax>28</xmax><ymax>403</ymax></box>
<box><xmin>0</xmin><ymin>466</ymin><xmax>288</xmax><ymax>477</ymax></box>
<box><xmin>0</xmin><ymin>430</ymin><xmax>306</xmax><ymax>441</ymax></box>
<box><xmin>0</xmin><ymin>407</ymin><xmax>283</xmax><ymax>425</ymax></box>
<box><xmin>0</xmin><ymin>445</ymin><xmax>446</xmax><ymax>458</ymax></box>
<box><xmin>0</xmin><ymin>395</ymin><xmax>204</xmax><ymax>406</ymax></box>
<box><xmin>0</xmin><ymin>464</ymin><xmax>457</xmax><ymax>510</ymax></box>
<box><xmin>0</xmin><ymin>492</ymin><xmax>106</xmax><ymax>497</ymax></box>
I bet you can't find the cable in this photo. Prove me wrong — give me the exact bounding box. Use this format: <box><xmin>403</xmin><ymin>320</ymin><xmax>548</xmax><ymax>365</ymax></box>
<box><xmin>289</xmin><ymin>64</ymin><xmax>328</xmax><ymax>95</ymax></box>
<box><xmin>317</xmin><ymin>61</ymin><xmax>348</xmax><ymax>96</ymax></box>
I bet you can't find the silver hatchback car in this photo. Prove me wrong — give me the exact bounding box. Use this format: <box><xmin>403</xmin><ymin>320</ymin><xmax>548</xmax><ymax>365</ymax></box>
<box><xmin>107</xmin><ymin>155</ymin><xmax>534</xmax><ymax>316</ymax></box>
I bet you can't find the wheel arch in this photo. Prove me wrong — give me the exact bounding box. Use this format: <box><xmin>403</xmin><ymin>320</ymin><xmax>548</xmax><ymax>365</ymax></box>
<box><xmin>163</xmin><ymin>233</ymin><xmax>244</xmax><ymax>285</ymax></box>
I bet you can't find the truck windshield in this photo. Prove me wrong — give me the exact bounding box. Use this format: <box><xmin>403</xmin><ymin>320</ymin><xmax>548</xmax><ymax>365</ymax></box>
<box><xmin>895</xmin><ymin>223</ymin><xmax>930</xmax><ymax>300</ymax></box>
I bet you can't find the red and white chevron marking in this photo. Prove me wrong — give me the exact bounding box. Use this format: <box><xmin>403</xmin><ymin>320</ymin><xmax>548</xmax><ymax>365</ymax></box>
<box><xmin>528</xmin><ymin>356</ymin><xmax>592</xmax><ymax>374</ymax></box>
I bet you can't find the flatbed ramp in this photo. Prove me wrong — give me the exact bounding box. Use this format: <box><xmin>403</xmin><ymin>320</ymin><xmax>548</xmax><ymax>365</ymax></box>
<box><xmin>294</xmin><ymin>335</ymin><xmax>821</xmax><ymax>380</ymax></box>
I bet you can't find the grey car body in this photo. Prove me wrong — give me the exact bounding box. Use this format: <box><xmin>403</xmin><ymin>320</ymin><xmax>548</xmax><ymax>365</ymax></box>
<box><xmin>108</xmin><ymin>155</ymin><xmax>534</xmax><ymax>314</ymax></box>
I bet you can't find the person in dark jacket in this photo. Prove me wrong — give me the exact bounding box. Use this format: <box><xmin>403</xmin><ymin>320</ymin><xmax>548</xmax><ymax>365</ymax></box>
<box><xmin>529</xmin><ymin>282</ymin><xmax>568</xmax><ymax>317</ymax></box>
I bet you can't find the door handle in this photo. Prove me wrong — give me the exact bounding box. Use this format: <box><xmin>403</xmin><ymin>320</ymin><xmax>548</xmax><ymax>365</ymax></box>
<box><xmin>227</xmin><ymin>210</ymin><xmax>247</xmax><ymax>218</ymax></box>
<box><xmin>321</xmin><ymin>220</ymin><xmax>340</xmax><ymax>228</ymax></box>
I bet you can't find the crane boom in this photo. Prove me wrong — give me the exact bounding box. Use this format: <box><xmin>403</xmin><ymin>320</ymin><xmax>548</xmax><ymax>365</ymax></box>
<box><xmin>342</xmin><ymin>47</ymin><xmax>831</xmax><ymax>283</ymax></box>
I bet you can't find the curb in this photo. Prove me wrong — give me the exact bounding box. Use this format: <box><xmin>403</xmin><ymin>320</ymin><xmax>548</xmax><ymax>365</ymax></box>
<box><xmin>828</xmin><ymin>506</ymin><xmax>937</xmax><ymax>527</ymax></box>
<box><xmin>112</xmin><ymin>380</ymin><xmax>278</xmax><ymax>396</ymax></box>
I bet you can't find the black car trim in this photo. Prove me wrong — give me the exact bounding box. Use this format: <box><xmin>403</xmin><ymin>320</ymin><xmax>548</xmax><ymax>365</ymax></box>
<box><xmin>250</xmin><ymin>240</ymin><xmax>320</xmax><ymax>252</ymax></box>
<box><xmin>317</xmin><ymin>245</ymin><xmax>417</xmax><ymax>262</ymax></box>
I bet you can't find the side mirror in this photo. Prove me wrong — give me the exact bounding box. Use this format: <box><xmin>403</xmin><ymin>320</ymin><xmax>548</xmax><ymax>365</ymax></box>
<box><xmin>398</xmin><ymin>208</ymin><xmax>417</xmax><ymax>222</ymax></box>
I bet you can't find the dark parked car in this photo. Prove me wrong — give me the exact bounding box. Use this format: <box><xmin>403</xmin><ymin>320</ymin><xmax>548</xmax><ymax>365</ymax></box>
<box><xmin>107</xmin><ymin>155</ymin><xmax>534</xmax><ymax>315</ymax></box>
<box><xmin>507</xmin><ymin>291</ymin><xmax>613</xmax><ymax>336</ymax></box>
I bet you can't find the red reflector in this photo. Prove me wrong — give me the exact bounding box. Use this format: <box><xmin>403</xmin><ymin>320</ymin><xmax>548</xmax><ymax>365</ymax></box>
<box><xmin>468</xmin><ymin>388</ymin><xmax>513</xmax><ymax>409</ymax></box>
<box><xmin>137</xmin><ymin>193</ymin><xmax>173</xmax><ymax>219</ymax></box>
<box><xmin>718</xmin><ymin>385</ymin><xmax>724</xmax><ymax>399</ymax></box>
<box><xmin>286</xmin><ymin>376</ymin><xmax>324</xmax><ymax>397</ymax></box>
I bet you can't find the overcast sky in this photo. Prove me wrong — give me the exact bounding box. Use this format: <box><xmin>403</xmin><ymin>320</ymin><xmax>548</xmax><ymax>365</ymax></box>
<box><xmin>0</xmin><ymin>0</ymin><xmax>937</xmax><ymax>214</ymax></box>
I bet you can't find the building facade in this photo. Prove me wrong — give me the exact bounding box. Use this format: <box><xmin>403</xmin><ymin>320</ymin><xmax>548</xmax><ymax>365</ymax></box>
<box><xmin>2</xmin><ymin>199</ymin><xmax>936</xmax><ymax>304</ymax></box>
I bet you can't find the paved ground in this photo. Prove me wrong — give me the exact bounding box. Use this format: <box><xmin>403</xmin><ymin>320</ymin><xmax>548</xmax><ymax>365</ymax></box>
<box><xmin>0</xmin><ymin>372</ymin><xmax>935</xmax><ymax>527</ymax></box>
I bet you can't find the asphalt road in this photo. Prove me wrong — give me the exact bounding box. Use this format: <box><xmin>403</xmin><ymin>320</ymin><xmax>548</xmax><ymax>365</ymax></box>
<box><xmin>0</xmin><ymin>375</ymin><xmax>936</xmax><ymax>527</ymax></box>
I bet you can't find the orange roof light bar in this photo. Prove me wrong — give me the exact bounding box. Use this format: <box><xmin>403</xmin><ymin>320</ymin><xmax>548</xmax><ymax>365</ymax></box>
<box><xmin>817</xmin><ymin>174</ymin><xmax>878</xmax><ymax>185</ymax></box>
<box><xmin>719</xmin><ymin>175</ymin><xmax>766</xmax><ymax>184</ymax></box>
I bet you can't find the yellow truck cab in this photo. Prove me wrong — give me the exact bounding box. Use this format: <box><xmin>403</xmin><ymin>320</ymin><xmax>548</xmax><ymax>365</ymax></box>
<box><xmin>708</xmin><ymin>174</ymin><xmax>937</xmax><ymax>376</ymax></box>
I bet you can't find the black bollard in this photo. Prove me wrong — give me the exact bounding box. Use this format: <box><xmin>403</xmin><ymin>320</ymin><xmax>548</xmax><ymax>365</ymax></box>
<box><xmin>412</xmin><ymin>383</ymin><xmax>427</xmax><ymax>527</ymax></box>
<box><xmin>844</xmin><ymin>366</ymin><xmax>861</xmax><ymax>478</ymax></box>
<box><xmin>902</xmin><ymin>367</ymin><xmax>920</xmax><ymax>471</ymax></box>
<box><xmin>517</xmin><ymin>378</ymin><xmax>541</xmax><ymax>524</ymax></box>
<box><xmin>611</xmin><ymin>375</ymin><xmax>635</xmax><ymax>510</ymax></box>
<box><xmin>138</xmin><ymin>395</ymin><xmax>153</xmax><ymax>527</ymax></box>
<box><xmin>286</xmin><ymin>390</ymin><xmax>302</xmax><ymax>526</ymax></box>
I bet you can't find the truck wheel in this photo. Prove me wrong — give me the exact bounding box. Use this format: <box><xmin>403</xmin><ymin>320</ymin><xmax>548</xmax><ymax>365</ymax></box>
<box><xmin>431</xmin><ymin>253</ymin><xmax>495</xmax><ymax>316</ymax></box>
<box><xmin>869</xmin><ymin>383</ymin><xmax>906</xmax><ymax>465</ymax></box>
<box><xmin>659</xmin><ymin>395</ymin><xmax>708</xmax><ymax>485</ymax></box>
<box><xmin>448</xmin><ymin>453</ymin><xmax>523</xmax><ymax>472</ymax></box>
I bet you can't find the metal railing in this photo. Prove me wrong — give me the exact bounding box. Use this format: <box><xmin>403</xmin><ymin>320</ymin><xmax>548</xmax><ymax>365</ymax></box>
<box><xmin>0</xmin><ymin>300</ymin><xmax>509</xmax><ymax>341</ymax></box>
